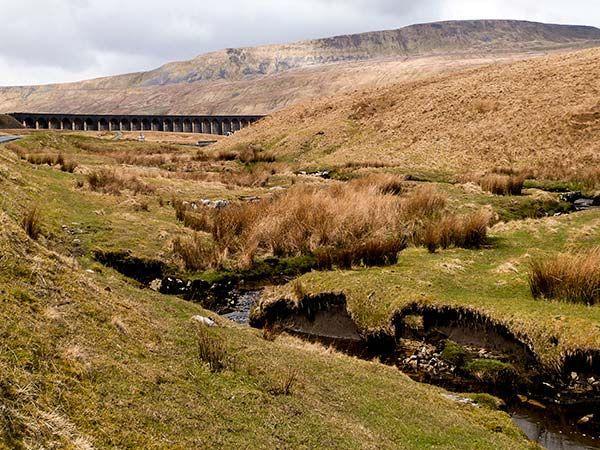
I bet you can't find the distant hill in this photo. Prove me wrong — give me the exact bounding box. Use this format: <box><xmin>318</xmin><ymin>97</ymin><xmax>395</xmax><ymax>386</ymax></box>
<box><xmin>1</xmin><ymin>20</ymin><xmax>600</xmax><ymax>115</ymax></box>
<box><xmin>217</xmin><ymin>47</ymin><xmax>600</xmax><ymax>177</ymax></box>
<box><xmin>0</xmin><ymin>114</ymin><xmax>23</xmax><ymax>129</ymax></box>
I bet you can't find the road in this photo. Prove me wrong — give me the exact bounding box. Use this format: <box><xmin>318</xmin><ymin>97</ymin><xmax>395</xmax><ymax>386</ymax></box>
<box><xmin>0</xmin><ymin>135</ymin><xmax>22</xmax><ymax>144</ymax></box>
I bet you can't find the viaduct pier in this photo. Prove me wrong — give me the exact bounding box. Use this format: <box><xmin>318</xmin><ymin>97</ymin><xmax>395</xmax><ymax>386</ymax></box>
<box><xmin>8</xmin><ymin>113</ymin><xmax>264</xmax><ymax>135</ymax></box>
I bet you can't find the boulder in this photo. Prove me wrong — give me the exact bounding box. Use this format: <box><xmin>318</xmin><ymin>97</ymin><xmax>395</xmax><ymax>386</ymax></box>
<box><xmin>191</xmin><ymin>315</ymin><xmax>217</xmax><ymax>327</ymax></box>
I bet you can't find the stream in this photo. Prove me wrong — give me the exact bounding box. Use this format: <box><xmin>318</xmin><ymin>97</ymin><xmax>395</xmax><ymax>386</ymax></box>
<box><xmin>92</xmin><ymin>248</ymin><xmax>599</xmax><ymax>449</ymax></box>
<box><xmin>218</xmin><ymin>289</ymin><xmax>599</xmax><ymax>450</ymax></box>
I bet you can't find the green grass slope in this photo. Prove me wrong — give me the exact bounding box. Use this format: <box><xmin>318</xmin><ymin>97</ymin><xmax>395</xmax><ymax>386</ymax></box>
<box><xmin>0</xmin><ymin>138</ymin><xmax>534</xmax><ymax>447</ymax></box>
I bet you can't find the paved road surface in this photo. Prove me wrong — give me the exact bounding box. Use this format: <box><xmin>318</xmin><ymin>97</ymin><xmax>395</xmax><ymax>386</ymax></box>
<box><xmin>0</xmin><ymin>135</ymin><xmax>21</xmax><ymax>144</ymax></box>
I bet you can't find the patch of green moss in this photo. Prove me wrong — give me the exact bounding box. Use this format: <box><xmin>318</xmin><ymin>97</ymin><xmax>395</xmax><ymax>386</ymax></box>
<box><xmin>465</xmin><ymin>359</ymin><xmax>516</xmax><ymax>384</ymax></box>
<box><xmin>465</xmin><ymin>393</ymin><xmax>506</xmax><ymax>410</ymax></box>
<box><xmin>496</xmin><ymin>198</ymin><xmax>573</xmax><ymax>222</ymax></box>
<box><xmin>524</xmin><ymin>179</ymin><xmax>582</xmax><ymax>193</ymax></box>
<box><xmin>440</xmin><ymin>340</ymin><xmax>469</xmax><ymax>367</ymax></box>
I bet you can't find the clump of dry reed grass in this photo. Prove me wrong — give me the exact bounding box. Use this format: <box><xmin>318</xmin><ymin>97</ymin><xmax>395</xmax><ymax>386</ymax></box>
<box><xmin>529</xmin><ymin>248</ymin><xmax>600</xmax><ymax>305</ymax></box>
<box><xmin>196</xmin><ymin>326</ymin><xmax>230</xmax><ymax>373</ymax></box>
<box><xmin>219</xmin><ymin>165</ymin><xmax>274</xmax><ymax>188</ymax></box>
<box><xmin>113</xmin><ymin>153</ymin><xmax>183</xmax><ymax>167</ymax></box>
<box><xmin>21</xmin><ymin>205</ymin><xmax>42</xmax><ymax>240</ymax></box>
<box><xmin>21</xmin><ymin>152</ymin><xmax>78</xmax><ymax>172</ymax></box>
<box><xmin>347</xmin><ymin>173</ymin><xmax>406</xmax><ymax>195</ymax></box>
<box><xmin>421</xmin><ymin>210</ymin><xmax>492</xmax><ymax>252</ymax></box>
<box><xmin>172</xmin><ymin>183</ymin><xmax>448</xmax><ymax>270</ymax></box>
<box><xmin>86</xmin><ymin>169</ymin><xmax>154</xmax><ymax>195</ymax></box>
<box><xmin>172</xmin><ymin>233</ymin><xmax>223</xmax><ymax>271</ymax></box>
<box><xmin>479</xmin><ymin>173</ymin><xmax>525</xmax><ymax>196</ymax></box>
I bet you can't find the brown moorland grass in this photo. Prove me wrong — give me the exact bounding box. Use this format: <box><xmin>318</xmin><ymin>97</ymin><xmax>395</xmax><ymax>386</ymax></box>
<box><xmin>529</xmin><ymin>247</ymin><xmax>600</xmax><ymax>305</ymax></box>
<box><xmin>172</xmin><ymin>233</ymin><xmax>218</xmax><ymax>271</ymax></box>
<box><xmin>214</xmin><ymin>48</ymin><xmax>600</xmax><ymax>180</ymax></box>
<box><xmin>196</xmin><ymin>324</ymin><xmax>231</xmax><ymax>373</ymax></box>
<box><xmin>21</xmin><ymin>206</ymin><xmax>42</xmax><ymax>240</ymax></box>
<box><xmin>421</xmin><ymin>210</ymin><xmax>492</xmax><ymax>252</ymax></box>
<box><xmin>479</xmin><ymin>174</ymin><xmax>525</xmax><ymax>196</ymax></box>
<box><xmin>347</xmin><ymin>173</ymin><xmax>407</xmax><ymax>195</ymax></box>
<box><xmin>7</xmin><ymin>143</ymin><xmax>78</xmax><ymax>173</ymax></box>
<box><xmin>171</xmin><ymin>183</ymin><xmax>490</xmax><ymax>270</ymax></box>
<box><xmin>86</xmin><ymin>169</ymin><xmax>155</xmax><ymax>195</ymax></box>
<box><xmin>219</xmin><ymin>165</ymin><xmax>275</xmax><ymax>188</ymax></box>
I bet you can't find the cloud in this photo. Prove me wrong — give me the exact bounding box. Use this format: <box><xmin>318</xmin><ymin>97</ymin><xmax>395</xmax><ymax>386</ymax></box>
<box><xmin>0</xmin><ymin>0</ymin><xmax>598</xmax><ymax>86</ymax></box>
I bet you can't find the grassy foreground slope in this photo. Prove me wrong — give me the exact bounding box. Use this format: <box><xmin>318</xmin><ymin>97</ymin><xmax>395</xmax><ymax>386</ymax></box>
<box><xmin>220</xmin><ymin>47</ymin><xmax>600</xmax><ymax>179</ymax></box>
<box><xmin>0</xmin><ymin>140</ymin><xmax>533</xmax><ymax>448</ymax></box>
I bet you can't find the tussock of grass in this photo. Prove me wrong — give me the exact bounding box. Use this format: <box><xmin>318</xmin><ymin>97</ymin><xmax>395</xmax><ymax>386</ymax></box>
<box><xmin>421</xmin><ymin>210</ymin><xmax>492</xmax><ymax>252</ymax></box>
<box><xmin>19</xmin><ymin>152</ymin><xmax>78</xmax><ymax>173</ymax></box>
<box><xmin>196</xmin><ymin>325</ymin><xmax>230</xmax><ymax>373</ymax></box>
<box><xmin>172</xmin><ymin>233</ymin><xmax>222</xmax><ymax>271</ymax></box>
<box><xmin>349</xmin><ymin>173</ymin><xmax>406</xmax><ymax>195</ymax></box>
<box><xmin>268</xmin><ymin>366</ymin><xmax>299</xmax><ymax>396</ymax></box>
<box><xmin>173</xmin><ymin>183</ymin><xmax>435</xmax><ymax>270</ymax></box>
<box><xmin>220</xmin><ymin>165</ymin><xmax>274</xmax><ymax>188</ymax></box>
<box><xmin>314</xmin><ymin>237</ymin><xmax>406</xmax><ymax>269</ymax></box>
<box><xmin>21</xmin><ymin>206</ymin><xmax>42</xmax><ymax>240</ymax></box>
<box><xmin>580</xmin><ymin>167</ymin><xmax>600</xmax><ymax>191</ymax></box>
<box><xmin>86</xmin><ymin>169</ymin><xmax>154</xmax><ymax>195</ymax></box>
<box><xmin>401</xmin><ymin>185</ymin><xmax>447</xmax><ymax>217</ymax></box>
<box><xmin>114</xmin><ymin>153</ymin><xmax>184</xmax><ymax>167</ymax></box>
<box><xmin>529</xmin><ymin>248</ymin><xmax>600</xmax><ymax>305</ymax></box>
<box><xmin>479</xmin><ymin>174</ymin><xmax>524</xmax><ymax>196</ymax></box>
<box><xmin>171</xmin><ymin>183</ymin><xmax>493</xmax><ymax>270</ymax></box>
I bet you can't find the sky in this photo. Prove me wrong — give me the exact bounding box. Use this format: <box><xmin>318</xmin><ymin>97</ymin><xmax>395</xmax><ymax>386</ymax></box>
<box><xmin>1</xmin><ymin>0</ymin><xmax>599</xmax><ymax>86</ymax></box>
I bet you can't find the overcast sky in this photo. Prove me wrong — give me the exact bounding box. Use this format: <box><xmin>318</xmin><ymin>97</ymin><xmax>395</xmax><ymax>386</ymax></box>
<box><xmin>1</xmin><ymin>0</ymin><xmax>599</xmax><ymax>86</ymax></box>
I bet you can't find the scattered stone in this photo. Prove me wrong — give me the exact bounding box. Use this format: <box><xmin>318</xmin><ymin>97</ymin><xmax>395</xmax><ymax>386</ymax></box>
<box><xmin>298</xmin><ymin>170</ymin><xmax>330</xmax><ymax>179</ymax></box>
<box><xmin>199</xmin><ymin>199</ymin><xmax>229</xmax><ymax>209</ymax></box>
<box><xmin>525</xmin><ymin>399</ymin><xmax>546</xmax><ymax>410</ymax></box>
<box><xmin>85</xmin><ymin>269</ymin><xmax>95</xmax><ymax>274</ymax></box>
<box><xmin>191</xmin><ymin>315</ymin><xmax>217</xmax><ymax>327</ymax></box>
<box><xmin>577</xmin><ymin>414</ymin><xmax>594</xmax><ymax>425</ymax></box>
<box><xmin>149</xmin><ymin>279</ymin><xmax>163</xmax><ymax>292</ymax></box>
<box><xmin>442</xmin><ymin>393</ymin><xmax>478</xmax><ymax>407</ymax></box>
<box><xmin>494</xmin><ymin>262</ymin><xmax>519</xmax><ymax>274</ymax></box>
<box><xmin>559</xmin><ymin>191</ymin><xmax>582</xmax><ymax>203</ymax></box>
<box><xmin>573</xmin><ymin>198</ymin><xmax>595</xmax><ymax>210</ymax></box>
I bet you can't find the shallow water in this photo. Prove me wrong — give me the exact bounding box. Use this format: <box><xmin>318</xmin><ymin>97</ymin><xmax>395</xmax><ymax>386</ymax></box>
<box><xmin>510</xmin><ymin>408</ymin><xmax>598</xmax><ymax>450</ymax></box>
<box><xmin>221</xmin><ymin>289</ymin><xmax>262</xmax><ymax>324</ymax></box>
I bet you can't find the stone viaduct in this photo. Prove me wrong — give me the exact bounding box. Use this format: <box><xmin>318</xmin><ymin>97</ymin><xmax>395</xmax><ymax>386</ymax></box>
<box><xmin>9</xmin><ymin>113</ymin><xmax>264</xmax><ymax>135</ymax></box>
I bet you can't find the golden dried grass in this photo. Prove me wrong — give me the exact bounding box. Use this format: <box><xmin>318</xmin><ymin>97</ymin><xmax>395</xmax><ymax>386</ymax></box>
<box><xmin>529</xmin><ymin>248</ymin><xmax>600</xmax><ymax>305</ymax></box>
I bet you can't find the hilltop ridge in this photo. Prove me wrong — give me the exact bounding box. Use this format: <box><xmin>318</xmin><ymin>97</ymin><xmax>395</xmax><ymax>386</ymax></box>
<box><xmin>1</xmin><ymin>20</ymin><xmax>600</xmax><ymax>115</ymax></box>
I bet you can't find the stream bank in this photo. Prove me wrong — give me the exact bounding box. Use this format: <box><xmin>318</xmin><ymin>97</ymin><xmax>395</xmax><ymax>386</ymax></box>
<box><xmin>251</xmin><ymin>292</ymin><xmax>600</xmax><ymax>449</ymax></box>
<box><xmin>92</xmin><ymin>250</ymin><xmax>600</xmax><ymax>448</ymax></box>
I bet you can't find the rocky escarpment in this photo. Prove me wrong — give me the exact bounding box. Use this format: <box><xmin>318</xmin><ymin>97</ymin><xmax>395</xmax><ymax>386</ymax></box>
<box><xmin>1</xmin><ymin>20</ymin><xmax>600</xmax><ymax>115</ymax></box>
<box><xmin>60</xmin><ymin>20</ymin><xmax>600</xmax><ymax>89</ymax></box>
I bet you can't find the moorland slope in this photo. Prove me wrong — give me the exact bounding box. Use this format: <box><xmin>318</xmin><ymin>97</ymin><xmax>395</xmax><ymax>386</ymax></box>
<box><xmin>219</xmin><ymin>47</ymin><xmax>600</xmax><ymax>180</ymax></box>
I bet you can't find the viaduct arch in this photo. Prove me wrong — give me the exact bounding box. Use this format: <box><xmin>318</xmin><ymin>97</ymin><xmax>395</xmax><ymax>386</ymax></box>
<box><xmin>9</xmin><ymin>113</ymin><xmax>264</xmax><ymax>136</ymax></box>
